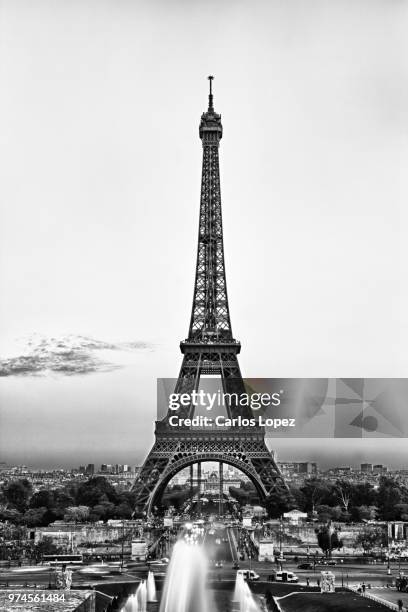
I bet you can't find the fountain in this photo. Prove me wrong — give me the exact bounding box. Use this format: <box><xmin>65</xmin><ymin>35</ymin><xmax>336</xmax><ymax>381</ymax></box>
<box><xmin>147</xmin><ymin>571</ymin><xmax>157</xmax><ymax>602</ymax></box>
<box><xmin>159</xmin><ymin>539</ymin><xmax>208</xmax><ymax>612</ymax></box>
<box><xmin>121</xmin><ymin>580</ymin><xmax>147</xmax><ymax>612</ymax></box>
<box><xmin>232</xmin><ymin>573</ymin><xmax>260</xmax><ymax>612</ymax></box>
<box><xmin>136</xmin><ymin>580</ymin><xmax>147</xmax><ymax>611</ymax></box>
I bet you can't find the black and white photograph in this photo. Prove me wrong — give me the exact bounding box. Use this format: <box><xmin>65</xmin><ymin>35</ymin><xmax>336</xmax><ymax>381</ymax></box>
<box><xmin>1</xmin><ymin>1</ymin><xmax>408</xmax><ymax>611</ymax></box>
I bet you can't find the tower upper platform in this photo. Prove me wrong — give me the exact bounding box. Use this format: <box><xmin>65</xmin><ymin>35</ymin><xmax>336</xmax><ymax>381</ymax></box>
<box><xmin>199</xmin><ymin>75</ymin><xmax>223</xmax><ymax>141</ymax></box>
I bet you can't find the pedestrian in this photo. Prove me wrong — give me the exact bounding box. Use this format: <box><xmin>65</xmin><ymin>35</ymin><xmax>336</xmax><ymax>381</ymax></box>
<box><xmin>397</xmin><ymin>599</ymin><xmax>403</xmax><ymax>612</ymax></box>
<box><xmin>306</xmin><ymin>577</ymin><xmax>310</xmax><ymax>587</ymax></box>
<box><xmin>362</xmin><ymin>582</ymin><xmax>366</xmax><ymax>594</ymax></box>
<box><xmin>317</xmin><ymin>578</ymin><xmax>320</xmax><ymax>588</ymax></box>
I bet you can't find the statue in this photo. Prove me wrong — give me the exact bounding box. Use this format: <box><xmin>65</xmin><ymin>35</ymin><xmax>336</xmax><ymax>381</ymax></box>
<box><xmin>320</xmin><ymin>571</ymin><xmax>335</xmax><ymax>593</ymax></box>
<box><xmin>55</xmin><ymin>566</ymin><xmax>73</xmax><ymax>590</ymax></box>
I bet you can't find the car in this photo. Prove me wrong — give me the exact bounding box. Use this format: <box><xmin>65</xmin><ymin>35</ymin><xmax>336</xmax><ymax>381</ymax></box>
<box><xmin>316</xmin><ymin>560</ymin><xmax>336</xmax><ymax>566</ymax></box>
<box><xmin>297</xmin><ymin>563</ymin><xmax>313</xmax><ymax>570</ymax></box>
<box><xmin>237</xmin><ymin>569</ymin><xmax>260</xmax><ymax>581</ymax></box>
<box><xmin>215</xmin><ymin>538</ymin><xmax>221</xmax><ymax>545</ymax></box>
<box><xmin>232</xmin><ymin>561</ymin><xmax>240</xmax><ymax>569</ymax></box>
<box><xmin>149</xmin><ymin>558</ymin><xmax>169</xmax><ymax>566</ymax></box>
<box><xmin>215</xmin><ymin>561</ymin><xmax>223</xmax><ymax>568</ymax></box>
<box><xmin>78</xmin><ymin>565</ymin><xmax>111</xmax><ymax>576</ymax></box>
<box><xmin>274</xmin><ymin>571</ymin><xmax>299</xmax><ymax>583</ymax></box>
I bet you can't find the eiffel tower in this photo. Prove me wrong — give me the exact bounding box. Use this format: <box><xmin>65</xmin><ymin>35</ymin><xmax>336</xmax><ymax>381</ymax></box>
<box><xmin>133</xmin><ymin>77</ymin><xmax>285</xmax><ymax>515</ymax></box>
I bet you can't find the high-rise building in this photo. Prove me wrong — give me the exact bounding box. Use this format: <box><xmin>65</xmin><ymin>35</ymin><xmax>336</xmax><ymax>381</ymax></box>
<box><xmin>361</xmin><ymin>463</ymin><xmax>373</xmax><ymax>472</ymax></box>
<box><xmin>373</xmin><ymin>464</ymin><xmax>388</xmax><ymax>474</ymax></box>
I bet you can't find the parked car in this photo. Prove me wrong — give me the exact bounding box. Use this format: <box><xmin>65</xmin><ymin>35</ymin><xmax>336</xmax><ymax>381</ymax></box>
<box><xmin>297</xmin><ymin>563</ymin><xmax>313</xmax><ymax>570</ymax></box>
<box><xmin>274</xmin><ymin>571</ymin><xmax>299</xmax><ymax>583</ymax></box>
<box><xmin>233</xmin><ymin>561</ymin><xmax>240</xmax><ymax>569</ymax></box>
<box><xmin>237</xmin><ymin>569</ymin><xmax>260</xmax><ymax>581</ymax></box>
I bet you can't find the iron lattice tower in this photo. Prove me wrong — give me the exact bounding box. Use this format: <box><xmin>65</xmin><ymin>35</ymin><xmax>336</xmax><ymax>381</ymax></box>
<box><xmin>133</xmin><ymin>77</ymin><xmax>285</xmax><ymax>514</ymax></box>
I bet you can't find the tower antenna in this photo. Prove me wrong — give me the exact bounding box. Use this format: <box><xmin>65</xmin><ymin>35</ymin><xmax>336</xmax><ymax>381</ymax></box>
<box><xmin>208</xmin><ymin>75</ymin><xmax>214</xmax><ymax>111</ymax></box>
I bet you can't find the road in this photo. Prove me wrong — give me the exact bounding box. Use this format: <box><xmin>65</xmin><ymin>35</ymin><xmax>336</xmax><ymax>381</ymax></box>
<box><xmin>2</xmin><ymin>525</ymin><xmax>408</xmax><ymax>595</ymax></box>
<box><xmin>203</xmin><ymin>524</ymin><xmax>234</xmax><ymax>568</ymax></box>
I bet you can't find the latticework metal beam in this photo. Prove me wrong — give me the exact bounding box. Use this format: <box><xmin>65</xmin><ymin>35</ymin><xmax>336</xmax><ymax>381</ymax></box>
<box><xmin>132</xmin><ymin>79</ymin><xmax>286</xmax><ymax>514</ymax></box>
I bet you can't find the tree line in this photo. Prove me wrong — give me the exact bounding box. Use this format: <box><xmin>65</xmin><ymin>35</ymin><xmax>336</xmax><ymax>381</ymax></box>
<box><xmin>230</xmin><ymin>476</ymin><xmax>408</xmax><ymax>522</ymax></box>
<box><xmin>0</xmin><ymin>477</ymin><xmax>136</xmax><ymax>527</ymax></box>
<box><xmin>1</xmin><ymin>474</ymin><xmax>408</xmax><ymax>527</ymax></box>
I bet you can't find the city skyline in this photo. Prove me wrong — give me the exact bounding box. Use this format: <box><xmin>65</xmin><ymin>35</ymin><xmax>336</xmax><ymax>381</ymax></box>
<box><xmin>2</xmin><ymin>443</ymin><xmax>408</xmax><ymax>473</ymax></box>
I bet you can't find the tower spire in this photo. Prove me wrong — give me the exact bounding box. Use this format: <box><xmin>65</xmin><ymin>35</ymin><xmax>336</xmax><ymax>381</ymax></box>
<box><xmin>208</xmin><ymin>75</ymin><xmax>214</xmax><ymax>111</ymax></box>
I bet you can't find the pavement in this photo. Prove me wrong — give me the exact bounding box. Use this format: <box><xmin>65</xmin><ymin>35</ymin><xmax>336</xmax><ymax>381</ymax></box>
<box><xmin>361</xmin><ymin>588</ymin><xmax>408</xmax><ymax>612</ymax></box>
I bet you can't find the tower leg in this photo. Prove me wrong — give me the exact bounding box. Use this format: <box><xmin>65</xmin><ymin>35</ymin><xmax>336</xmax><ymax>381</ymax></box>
<box><xmin>219</xmin><ymin>462</ymin><xmax>223</xmax><ymax>516</ymax></box>
<box><xmin>197</xmin><ymin>462</ymin><xmax>202</xmax><ymax>515</ymax></box>
<box><xmin>190</xmin><ymin>464</ymin><xmax>194</xmax><ymax>502</ymax></box>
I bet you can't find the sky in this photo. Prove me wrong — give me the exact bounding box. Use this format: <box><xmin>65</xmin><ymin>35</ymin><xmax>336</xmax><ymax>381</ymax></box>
<box><xmin>0</xmin><ymin>0</ymin><xmax>408</xmax><ymax>470</ymax></box>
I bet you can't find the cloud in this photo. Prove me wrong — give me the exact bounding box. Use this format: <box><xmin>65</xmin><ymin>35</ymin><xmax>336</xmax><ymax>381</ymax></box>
<box><xmin>0</xmin><ymin>335</ymin><xmax>153</xmax><ymax>377</ymax></box>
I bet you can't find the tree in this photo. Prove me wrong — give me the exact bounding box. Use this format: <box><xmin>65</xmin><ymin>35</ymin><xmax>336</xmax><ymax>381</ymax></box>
<box><xmin>352</xmin><ymin>505</ymin><xmax>378</xmax><ymax>522</ymax></box>
<box><xmin>335</xmin><ymin>480</ymin><xmax>353</xmax><ymax>513</ymax></box>
<box><xmin>355</xmin><ymin>526</ymin><xmax>387</xmax><ymax>555</ymax></box>
<box><xmin>377</xmin><ymin>477</ymin><xmax>408</xmax><ymax>521</ymax></box>
<box><xmin>29</xmin><ymin>491</ymin><xmax>54</xmax><ymax>509</ymax></box>
<box><xmin>265</xmin><ymin>486</ymin><xmax>295</xmax><ymax>519</ymax></box>
<box><xmin>395</xmin><ymin>504</ymin><xmax>408</xmax><ymax>521</ymax></box>
<box><xmin>315</xmin><ymin>524</ymin><xmax>343</xmax><ymax>557</ymax></box>
<box><xmin>300</xmin><ymin>479</ymin><xmax>330</xmax><ymax>514</ymax></box>
<box><xmin>76</xmin><ymin>477</ymin><xmax>118</xmax><ymax>507</ymax></box>
<box><xmin>0</xmin><ymin>506</ymin><xmax>23</xmax><ymax>524</ymax></box>
<box><xmin>34</xmin><ymin>536</ymin><xmax>60</xmax><ymax>559</ymax></box>
<box><xmin>2</xmin><ymin>480</ymin><xmax>32</xmax><ymax>512</ymax></box>
<box><xmin>161</xmin><ymin>487</ymin><xmax>197</xmax><ymax>511</ymax></box>
<box><xmin>22</xmin><ymin>507</ymin><xmax>49</xmax><ymax>527</ymax></box>
<box><xmin>351</xmin><ymin>482</ymin><xmax>377</xmax><ymax>508</ymax></box>
<box><xmin>315</xmin><ymin>505</ymin><xmax>342</xmax><ymax>523</ymax></box>
<box><xmin>228</xmin><ymin>487</ymin><xmax>252</xmax><ymax>506</ymax></box>
<box><xmin>115</xmin><ymin>502</ymin><xmax>133</xmax><ymax>519</ymax></box>
<box><xmin>90</xmin><ymin>501</ymin><xmax>116</xmax><ymax>522</ymax></box>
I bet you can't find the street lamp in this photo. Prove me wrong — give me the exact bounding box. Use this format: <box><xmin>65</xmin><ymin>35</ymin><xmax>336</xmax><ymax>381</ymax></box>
<box><xmin>120</xmin><ymin>519</ymin><xmax>125</xmax><ymax>571</ymax></box>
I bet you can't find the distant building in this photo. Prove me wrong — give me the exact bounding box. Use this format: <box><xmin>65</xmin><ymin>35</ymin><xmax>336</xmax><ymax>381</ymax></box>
<box><xmin>373</xmin><ymin>464</ymin><xmax>388</xmax><ymax>474</ymax></box>
<box><xmin>278</xmin><ymin>462</ymin><xmax>317</xmax><ymax>478</ymax></box>
<box><xmin>361</xmin><ymin>463</ymin><xmax>373</xmax><ymax>472</ymax></box>
<box><xmin>283</xmin><ymin>509</ymin><xmax>308</xmax><ymax>525</ymax></box>
<box><xmin>388</xmin><ymin>522</ymin><xmax>408</xmax><ymax>541</ymax></box>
